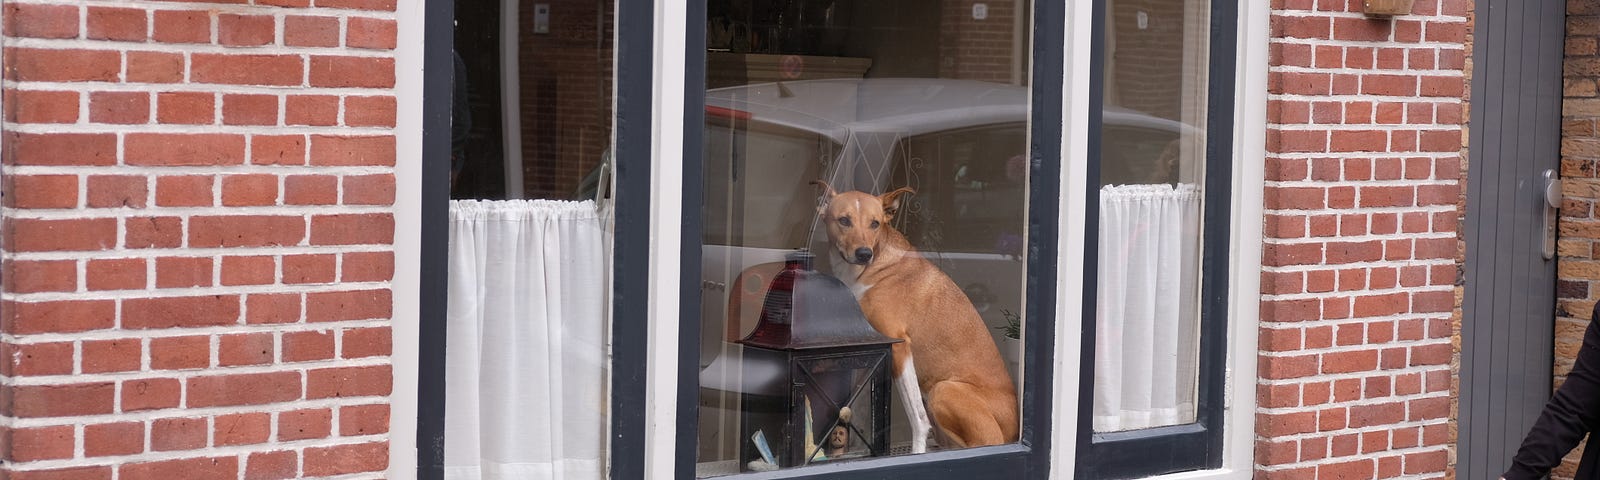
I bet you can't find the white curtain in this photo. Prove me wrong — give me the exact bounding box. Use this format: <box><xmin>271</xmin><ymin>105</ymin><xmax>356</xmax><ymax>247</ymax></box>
<box><xmin>445</xmin><ymin>199</ymin><xmax>610</xmax><ymax>480</ymax></box>
<box><xmin>1093</xmin><ymin>184</ymin><xmax>1202</xmax><ymax>432</ymax></box>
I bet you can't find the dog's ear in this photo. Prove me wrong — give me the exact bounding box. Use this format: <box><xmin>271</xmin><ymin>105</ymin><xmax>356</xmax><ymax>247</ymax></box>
<box><xmin>810</xmin><ymin>180</ymin><xmax>838</xmax><ymax>215</ymax></box>
<box><xmin>879</xmin><ymin>187</ymin><xmax>915</xmax><ymax>220</ymax></box>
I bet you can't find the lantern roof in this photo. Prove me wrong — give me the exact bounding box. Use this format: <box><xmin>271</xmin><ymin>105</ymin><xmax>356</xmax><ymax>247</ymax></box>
<box><xmin>740</xmin><ymin>251</ymin><xmax>902</xmax><ymax>350</ymax></box>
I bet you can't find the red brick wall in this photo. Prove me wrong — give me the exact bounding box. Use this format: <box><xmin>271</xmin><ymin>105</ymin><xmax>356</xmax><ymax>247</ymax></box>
<box><xmin>939</xmin><ymin>0</ymin><xmax>1022</xmax><ymax>83</ymax></box>
<box><xmin>1258</xmin><ymin>0</ymin><xmax>1467</xmax><ymax>477</ymax></box>
<box><xmin>517</xmin><ymin>0</ymin><xmax>614</xmax><ymax>199</ymax></box>
<box><xmin>0</xmin><ymin>1</ymin><xmax>398</xmax><ymax>478</ymax></box>
<box><xmin>1554</xmin><ymin>1</ymin><xmax>1600</xmax><ymax>477</ymax></box>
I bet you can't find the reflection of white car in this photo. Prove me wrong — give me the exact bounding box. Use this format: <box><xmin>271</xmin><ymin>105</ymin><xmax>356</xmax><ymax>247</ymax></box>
<box><xmin>693</xmin><ymin>78</ymin><xmax>1193</xmax><ymax>468</ymax></box>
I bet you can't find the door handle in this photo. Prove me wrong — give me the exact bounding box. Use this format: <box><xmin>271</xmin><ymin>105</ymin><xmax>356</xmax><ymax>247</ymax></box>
<box><xmin>1544</xmin><ymin>169</ymin><xmax>1561</xmax><ymax>260</ymax></box>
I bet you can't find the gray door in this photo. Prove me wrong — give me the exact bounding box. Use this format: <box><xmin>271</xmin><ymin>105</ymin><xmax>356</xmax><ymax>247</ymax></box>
<box><xmin>1460</xmin><ymin>0</ymin><xmax>1564</xmax><ymax>477</ymax></box>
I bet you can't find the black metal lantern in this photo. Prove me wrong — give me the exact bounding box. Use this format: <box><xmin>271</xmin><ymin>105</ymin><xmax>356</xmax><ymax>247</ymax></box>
<box><xmin>738</xmin><ymin>251</ymin><xmax>900</xmax><ymax>472</ymax></box>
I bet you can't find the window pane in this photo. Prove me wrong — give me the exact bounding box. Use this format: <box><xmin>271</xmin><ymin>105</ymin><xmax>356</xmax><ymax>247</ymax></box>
<box><xmin>1092</xmin><ymin>0</ymin><xmax>1209</xmax><ymax>433</ymax></box>
<box><xmin>443</xmin><ymin>0</ymin><xmax>615</xmax><ymax>477</ymax></box>
<box><xmin>697</xmin><ymin>0</ymin><xmax>1033</xmax><ymax>475</ymax></box>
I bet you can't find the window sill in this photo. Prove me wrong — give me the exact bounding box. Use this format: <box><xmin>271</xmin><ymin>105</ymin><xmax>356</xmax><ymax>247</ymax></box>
<box><xmin>1140</xmin><ymin>468</ymin><xmax>1250</xmax><ymax>480</ymax></box>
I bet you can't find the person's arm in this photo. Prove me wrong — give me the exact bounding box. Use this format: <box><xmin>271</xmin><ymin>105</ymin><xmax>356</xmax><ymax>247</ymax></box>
<box><xmin>1504</xmin><ymin>309</ymin><xmax>1600</xmax><ymax>479</ymax></box>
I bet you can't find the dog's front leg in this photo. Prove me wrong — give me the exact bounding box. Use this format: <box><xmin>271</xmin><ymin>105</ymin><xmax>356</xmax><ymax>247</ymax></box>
<box><xmin>895</xmin><ymin>356</ymin><xmax>932</xmax><ymax>454</ymax></box>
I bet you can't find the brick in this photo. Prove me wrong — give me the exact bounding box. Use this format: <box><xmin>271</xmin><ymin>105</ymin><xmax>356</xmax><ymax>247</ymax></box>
<box><xmin>246</xmin><ymin>450</ymin><xmax>298</xmax><ymax>480</ymax></box>
<box><xmin>11</xmin><ymin>426</ymin><xmax>75</xmax><ymax>461</ymax></box>
<box><xmin>190</xmin><ymin>215</ymin><xmax>306</xmax><ymax>247</ymax></box>
<box><xmin>155</xmin><ymin>256</ymin><xmax>214</xmax><ymax>288</ymax></box>
<box><xmin>87</xmin><ymin>7</ymin><xmax>149</xmax><ymax>42</ymax></box>
<box><xmin>4</xmin><ymin>300</ymin><xmax>116</xmax><ymax>334</ymax></box>
<box><xmin>90</xmin><ymin>91</ymin><xmax>151</xmax><ymax>124</ymax></box>
<box><xmin>220</xmin><ymin>332</ymin><xmax>275</xmax><ymax>366</ymax></box>
<box><xmin>10</xmin><ymin>467</ymin><xmax>114</xmax><ymax>480</ymax></box>
<box><xmin>285</xmin><ymin>174</ymin><xmax>339</xmax><ymax>205</ymax></box>
<box><xmin>155</xmin><ymin>175</ymin><xmax>215</xmax><ymax>207</ymax></box>
<box><xmin>152</xmin><ymin>10</ymin><xmax>210</xmax><ymax>43</ymax></box>
<box><xmin>347</xmin><ymin>17</ymin><xmax>397</xmax><ymax>49</ymax></box>
<box><xmin>309</xmin><ymin>55</ymin><xmax>396</xmax><ymax>88</ymax></box>
<box><xmin>126</xmin><ymin>133</ymin><xmax>246</xmax><ymax>166</ymax></box>
<box><xmin>307</xmin><ymin>365</ymin><xmax>392</xmax><ymax>399</ymax></box>
<box><xmin>215</xmin><ymin>412</ymin><xmax>271</xmax><ymax>446</ymax></box>
<box><xmin>222</xmin><ymin>174</ymin><xmax>280</xmax><ymax>206</ymax></box>
<box><xmin>285</xmin><ymin>16</ymin><xmax>340</xmax><ymax>47</ymax></box>
<box><xmin>278</xmin><ymin>408</ymin><xmax>333</xmax><ymax>441</ymax></box>
<box><xmin>284</xmin><ymin>254</ymin><xmax>337</xmax><ymax>284</ymax></box>
<box><xmin>121</xmin><ymin>457</ymin><xmax>238</xmax><ymax>480</ymax></box>
<box><xmin>314</xmin><ymin>0</ymin><xmax>396</xmax><ymax>11</ymax></box>
<box><xmin>339</xmin><ymin>404</ymin><xmax>390</xmax><ymax>436</ymax></box>
<box><xmin>309</xmin><ymin>135</ymin><xmax>396</xmax><ymax>166</ymax></box>
<box><xmin>218</xmin><ymin>14</ymin><xmax>275</xmax><ymax>46</ymax></box>
<box><xmin>303</xmin><ymin>442</ymin><xmax>388</xmax><ymax>476</ymax></box>
<box><xmin>223</xmin><ymin>94</ymin><xmax>280</xmax><ymax>126</ymax></box>
<box><xmin>5</xmin><ymin>259</ymin><xmax>76</xmax><ymax>293</ymax></box>
<box><xmin>221</xmin><ymin>255</ymin><xmax>276</xmax><ymax>286</ymax></box>
<box><xmin>8</xmin><ymin>48</ymin><xmax>119</xmax><ymax>82</ymax></box>
<box><xmin>126</xmin><ymin>216</ymin><xmax>184</xmax><ymax>249</ymax></box>
<box><xmin>82</xmin><ymin>339</ymin><xmax>141</xmax><ymax>373</ymax></box>
<box><xmin>4</xmin><ymin>3</ymin><xmax>79</xmax><ymax>39</ymax></box>
<box><xmin>126</xmin><ymin>295</ymin><xmax>239</xmax><ymax>329</ymax></box>
<box><xmin>192</xmin><ymin>54</ymin><xmax>304</xmax><ymax>86</ymax></box>
<box><xmin>10</xmin><ymin>383</ymin><xmax>115</xmax><ymax>417</ymax></box>
<box><xmin>247</xmin><ymin>293</ymin><xmax>302</xmax><ymax>324</ymax></box>
<box><xmin>85</xmin><ymin>175</ymin><xmax>148</xmax><ymax>209</ymax></box>
<box><xmin>311</xmin><ymin>213</ymin><xmax>394</xmax><ymax>245</ymax></box>
<box><xmin>283</xmin><ymin>329</ymin><xmax>335</xmax><ymax>362</ymax></box>
<box><xmin>127</xmin><ymin>51</ymin><xmax>186</xmax><ymax>83</ymax></box>
<box><xmin>1348</xmin><ymin>401</ymin><xmax>1405</xmax><ymax>428</ymax></box>
<box><xmin>4</xmin><ymin>132</ymin><xmax>118</xmax><ymax>166</ymax></box>
<box><xmin>252</xmin><ymin>135</ymin><xmax>308</xmax><ymax>165</ymax></box>
<box><xmin>6</xmin><ymin>342</ymin><xmax>73</xmax><ymax>376</ymax></box>
<box><xmin>85</xmin><ymin>422</ymin><xmax>144</xmax><ymax>457</ymax></box>
<box><xmin>344</xmin><ymin>174</ymin><xmax>396</xmax><ymax>205</ymax></box>
<box><xmin>187</xmin><ymin>372</ymin><xmax>302</xmax><ymax>407</ymax></box>
<box><xmin>150</xmin><ymin>417</ymin><xmax>207</xmax><ymax>451</ymax></box>
<box><xmin>149</xmin><ymin>335</ymin><xmax>210</xmax><ymax>370</ymax></box>
<box><xmin>121</xmin><ymin>377</ymin><xmax>182</xmax><ymax>412</ymax></box>
<box><xmin>6</xmin><ymin>90</ymin><xmax>80</xmax><ymax>124</ymax></box>
<box><xmin>307</xmin><ymin>288</ymin><xmax>392</xmax><ymax>322</ymax></box>
<box><xmin>345</xmin><ymin>95</ymin><xmax>397</xmax><ymax>127</ymax></box>
<box><xmin>286</xmin><ymin>95</ymin><xmax>340</xmax><ymax>126</ymax></box>
<box><xmin>157</xmin><ymin>91</ymin><xmax>216</xmax><ymax>125</ymax></box>
<box><xmin>1323</xmin><ymin>349</ymin><xmax>1378</xmax><ymax>374</ymax></box>
<box><xmin>342</xmin><ymin>251</ymin><xmax>394</xmax><ymax>282</ymax></box>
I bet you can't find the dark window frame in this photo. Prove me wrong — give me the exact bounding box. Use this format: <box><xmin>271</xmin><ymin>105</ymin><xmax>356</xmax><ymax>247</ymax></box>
<box><xmin>673</xmin><ymin>0</ymin><xmax>1065</xmax><ymax>478</ymax></box>
<box><xmin>1073</xmin><ymin>0</ymin><xmax>1239</xmax><ymax>477</ymax></box>
<box><xmin>416</xmin><ymin>0</ymin><xmax>656</xmax><ymax>477</ymax></box>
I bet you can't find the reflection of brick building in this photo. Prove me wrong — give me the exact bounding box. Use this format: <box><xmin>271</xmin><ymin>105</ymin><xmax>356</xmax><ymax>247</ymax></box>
<box><xmin>1105</xmin><ymin>0</ymin><xmax>1190</xmax><ymax>121</ymax></box>
<box><xmin>939</xmin><ymin>0</ymin><xmax>1026</xmax><ymax>84</ymax></box>
<box><xmin>516</xmin><ymin>0</ymin><xmax>615</xmax><ymax>199</ymax></box>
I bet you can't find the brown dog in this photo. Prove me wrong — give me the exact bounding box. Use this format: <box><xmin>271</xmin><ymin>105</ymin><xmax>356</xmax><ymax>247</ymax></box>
<box><xmin>812</xmin><ymin>181</ymin><xmax>1019</xmax><ymax>452</ymax></box>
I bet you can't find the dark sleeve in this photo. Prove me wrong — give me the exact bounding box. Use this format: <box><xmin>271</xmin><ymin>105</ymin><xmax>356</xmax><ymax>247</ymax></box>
<box><xmin>1504</xmin><ymin>308</ymin><xmax>1600</xmax><ymax>480</ymax></box>
<box><xmin>450</xmin><ymin>50</ymin><xmax>472</xmax><ymax>173</ymax></box>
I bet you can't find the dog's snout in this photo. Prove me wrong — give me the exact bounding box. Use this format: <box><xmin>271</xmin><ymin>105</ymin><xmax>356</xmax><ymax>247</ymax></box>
<box><xmin>854</xmin><ymin>247</ymin><xmax>874</xmax><ymax>264</ymax></box>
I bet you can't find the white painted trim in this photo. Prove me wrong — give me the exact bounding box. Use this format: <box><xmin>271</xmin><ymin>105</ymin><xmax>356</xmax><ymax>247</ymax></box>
<box><xmin>1048</xmin><ymin>0</ymin><xmax>1092</xmax><ymax>475</ymax></box>
<box><xmin>643</xmin><ymin>0</ymin><xmax>689</xmax><ymax>477</ymax></box>
<box><xmin>1209</xmin><ymin>0</ymin><xmax>1268</xmax><ymax>477</ymax></box>
<box><xmin>388</xmin><ymin>0</ymin><xmax>425</xmax><ymax>477</ymax></box>
<box><xmin>500</xmin><ymin>0</ymin><xmax>526</xmax><ymax>199</ymax></box>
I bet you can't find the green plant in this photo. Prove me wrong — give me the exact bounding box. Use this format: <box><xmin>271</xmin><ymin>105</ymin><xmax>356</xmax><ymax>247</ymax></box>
<box><xmin>995</xmin><ymin>309</ymin><xmax>1021</xmax><ymax>340</ymax></box>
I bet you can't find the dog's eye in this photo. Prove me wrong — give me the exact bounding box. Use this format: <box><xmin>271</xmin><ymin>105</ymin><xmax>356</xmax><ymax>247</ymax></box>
<box><xmin>838</xmin><ymin>217</ymin><xmax>852</xmax><ymax>227</ymax></box>
<box><xmin>870</xmin><ymin>220</ymin><xmax>880</xmax><ymax>229</ymax></box>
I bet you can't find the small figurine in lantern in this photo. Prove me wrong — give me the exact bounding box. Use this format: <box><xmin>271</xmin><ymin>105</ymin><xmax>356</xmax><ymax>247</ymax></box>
<box><xmin>738</xmin><ymin>251</ymin><xmax>900</xmax><ymax>471</ymax></box>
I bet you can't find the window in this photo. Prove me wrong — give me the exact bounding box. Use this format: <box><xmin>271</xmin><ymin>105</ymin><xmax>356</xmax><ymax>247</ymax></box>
<box><xmin>418</xmin><ymin>0</ymin><xmax>623</xmax><ymax>478</ymax></box>
<box><xmin>679</xmin><ymin>0</ymin><xmax>1064</xmax><ymax>477</ymax></box>
<box><xmin>1076</xmin><ymin>0</ymin><xmax>1237</xmax><ymax>477</ymax></box>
